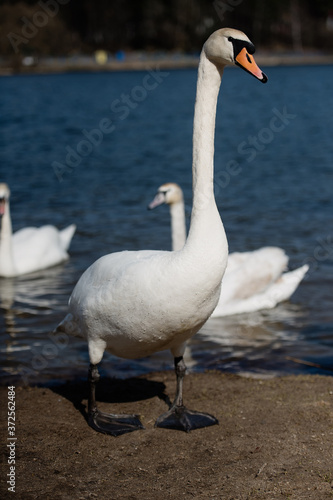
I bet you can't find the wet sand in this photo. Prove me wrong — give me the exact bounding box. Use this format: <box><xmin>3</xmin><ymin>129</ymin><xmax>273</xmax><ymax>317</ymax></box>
<box><xmin>1</xmin><ymin>371</ymin><xmax>333</xmax><ymax>499</ymax></box>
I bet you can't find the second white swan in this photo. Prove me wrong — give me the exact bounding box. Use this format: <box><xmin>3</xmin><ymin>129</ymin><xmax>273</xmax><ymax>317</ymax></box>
<box><xmin>149</xmin><ymin>182</ymin><xmax>309</xmax><ymax>316</ymax></box>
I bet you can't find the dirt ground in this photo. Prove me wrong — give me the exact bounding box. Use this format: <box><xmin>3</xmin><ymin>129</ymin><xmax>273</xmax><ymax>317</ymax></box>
<box><xmin>1</xmin><ymin>371</ymin><xmax>333</xmax><ymax>500</ymax></box>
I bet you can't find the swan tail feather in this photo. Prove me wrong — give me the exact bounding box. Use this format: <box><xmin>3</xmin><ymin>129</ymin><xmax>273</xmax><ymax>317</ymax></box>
<box><xmin>211</xmin><ymin>264</ymin><xmax>309</xmax><ymax>317</ymax></box>
<box><xmin>59</xmin><ymin>224</ymin><xmax>76</xmax><ymax>251</ymax></box>
<box><xmin>55</xmin><ymin>313</ymin><xmax>82</xmax><ymax>338</ymax></box>
<box><xmin>273</xmin><ymin>264</ymin><xmax>309</xmax><ymax>301</ymax></box>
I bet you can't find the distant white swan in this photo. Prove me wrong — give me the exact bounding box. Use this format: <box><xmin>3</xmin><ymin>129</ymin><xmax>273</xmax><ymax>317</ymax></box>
<box><xmin>57</xmin><ymin>28</ymin><xmax>268</xmax><ymax>436</ymax></box>
<box><xmin>149</xmin><ymin>182</ymin><xmax>309</xmax><ymax>316</ymax></box>
<box><xmin>0</xmin><ymin>183</ymin><xmax>76</xmax><ymax>278</ymax></box>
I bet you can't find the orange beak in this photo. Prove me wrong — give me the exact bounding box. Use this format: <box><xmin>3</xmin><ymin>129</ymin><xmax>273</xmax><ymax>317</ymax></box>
<box><xmin>235</xmin><ymin>47</ymin><xmax>267</xmax><ymax>83</ymax></box>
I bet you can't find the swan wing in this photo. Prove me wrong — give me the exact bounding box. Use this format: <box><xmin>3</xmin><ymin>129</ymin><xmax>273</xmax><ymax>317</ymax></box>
<box><xmin>211</xmin><ymin>264</ymin><xmax>309</xmax><ymax>317</ymax></box>
<box><xmin>222</xmin><ymin>247</ymin><xmax>288</xmax><ymax>302</ymax></box>
<box><xmin>12</xmin><ymin>225</ymin><xmax>69</xmax><ymax>274</ymax></box>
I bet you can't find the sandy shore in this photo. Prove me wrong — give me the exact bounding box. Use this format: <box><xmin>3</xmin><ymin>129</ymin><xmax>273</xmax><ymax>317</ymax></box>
<box><xmin>1</xmin><ymin>371</ymin><xmax>333</xmax><ymax>499</ymax></box>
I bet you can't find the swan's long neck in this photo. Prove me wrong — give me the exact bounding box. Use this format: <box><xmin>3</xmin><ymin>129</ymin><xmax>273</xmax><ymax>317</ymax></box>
<box><xmin>192</xmin><ymin>52</ymin><xmax>222</xmax><ymax>209</ymax></box>
<box><xmin>170</xmin><ymin>199</ymin><xmax>186</xmax><ymax>251</ymax></box>
<box><xmin>0</xmin><ymin>200</ymin><xmax>16</xmax><ymax>277</ymax></box>
<box><xmin>184</xmin><ymin>50</ymin><xmax>228</xmax><ymax>271</ymax></box>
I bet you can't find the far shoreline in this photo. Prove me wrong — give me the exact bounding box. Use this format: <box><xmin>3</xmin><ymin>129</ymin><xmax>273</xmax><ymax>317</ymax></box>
<box><xmin>1</xmin><ymin>52</ymin><xmax>333</xmax><ymax>76</ymax></box>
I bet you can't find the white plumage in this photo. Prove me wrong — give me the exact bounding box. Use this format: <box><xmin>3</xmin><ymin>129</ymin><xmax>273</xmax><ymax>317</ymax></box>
<box><xmin>57</xmin><ymin>28</ymin><xmax>268</xmax><ymax>435</ymax></box>
<box><xmin>0</xmin><ymin>183</ymin><xmax>76</xmax><ymax>278</ymax></box>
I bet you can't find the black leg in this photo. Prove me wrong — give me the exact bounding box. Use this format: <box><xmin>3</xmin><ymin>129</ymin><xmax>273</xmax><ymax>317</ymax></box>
<box><xmin>88</xmin><ymin>363</ymin><xmax>100</xmax><ymax>414</ymax></box>
<box><xmin>88</xmin><ymin>363</ymin><xmax>144</xmax><ymax>436</ymax></box>
<box><xmin>155</xmin><ymin>356</ymin><xmax>218</xmax><ymax>432</ymax></box>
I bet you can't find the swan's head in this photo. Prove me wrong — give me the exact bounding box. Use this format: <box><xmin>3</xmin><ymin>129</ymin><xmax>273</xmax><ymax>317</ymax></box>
<box><xmin>204</xmin><ymin>28</ymin><xmax>267</xmax><ymax>83</ymax></box>
<box><xmin>148</xmin><ymin>183</ymin><xmax>183</xmax><ymax>209</ymax></box>
<box><xmin>0</xmin><ymin>183</ymin><xmax>10</xmax><ymax>217</ymax></box>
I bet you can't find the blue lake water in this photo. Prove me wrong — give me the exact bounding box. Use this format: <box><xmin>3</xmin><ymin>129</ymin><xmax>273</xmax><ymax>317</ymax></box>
<box><xmin>0</xmin><ymin>64</ymin><xmax>332</xmax><ymax>386</ymax></box>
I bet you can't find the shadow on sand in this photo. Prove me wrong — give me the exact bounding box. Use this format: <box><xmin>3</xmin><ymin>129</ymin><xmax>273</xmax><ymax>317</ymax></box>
<box><xmin>50</xmin><ymin>375</ymin><xmax>170</xmax><ymax>427</ymax></box>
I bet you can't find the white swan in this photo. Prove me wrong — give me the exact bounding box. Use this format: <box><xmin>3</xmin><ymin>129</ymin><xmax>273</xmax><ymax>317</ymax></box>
<box><xmin>148</xmin><ymin>182</ymin><xmax>309</xmax><ymax>316</ymax></box>
<box><xmin>56</xmin><ymin>28</ymin><xmax>268</xmax><ymax>436</ymax></box>
<box><xmin>0</xmin><ymin>183</ymin><xmax>76</xmax><ymax>278</ymax></box>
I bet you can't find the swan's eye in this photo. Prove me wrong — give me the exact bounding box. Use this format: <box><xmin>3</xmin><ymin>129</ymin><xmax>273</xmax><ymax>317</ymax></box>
<box><xmin>230</xmin><ymin>38</ymin><xmax>256</xmax><ymax>60</ymax></box>
<box><xmin>246</xmin><ymin>42</ymin><xmax>256</xmax><ymax>55</ymax></box>
<box><xmin>228</xmin><ymin>36</ymin><xmax>234</xmax><ymax>42</ymax></box>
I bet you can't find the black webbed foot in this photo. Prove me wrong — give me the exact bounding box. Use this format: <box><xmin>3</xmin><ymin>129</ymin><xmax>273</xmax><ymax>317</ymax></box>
<box><xmin>88</xmin><ymin>363</ymin><xmax>144</xmax><ymax>436</ymax></box>
<box><xmin>155</xmin><ymin>356</ymin><xmax>218</xmax><ymax>432</ymax></box>
<box><xmin>155</xmin><ymin>405</ymin><xmax>218</xmax><ymax>432</ymax></box>
<box><xmin>89</xmin><ymin>409</ymin><xmax>144</xmax><ymax>436</ymax></box>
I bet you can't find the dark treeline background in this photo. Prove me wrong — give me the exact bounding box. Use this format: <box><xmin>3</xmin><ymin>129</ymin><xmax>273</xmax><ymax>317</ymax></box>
<box><xmin>1</xmin><ymin>0</ymin><xmax>333</xmax><ymax>57</ymax></box>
